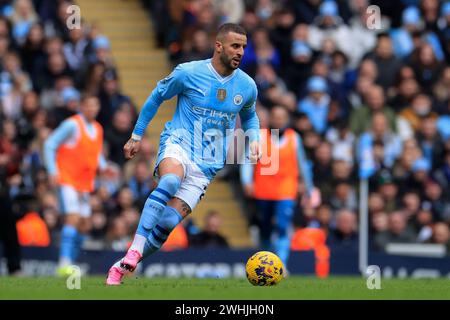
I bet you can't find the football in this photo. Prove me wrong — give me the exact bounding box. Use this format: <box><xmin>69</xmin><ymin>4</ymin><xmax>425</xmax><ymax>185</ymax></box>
<box><xmin>245</xmin><ymin>251</ymin><xmax>284</xmax><ymax>286</ymax></box>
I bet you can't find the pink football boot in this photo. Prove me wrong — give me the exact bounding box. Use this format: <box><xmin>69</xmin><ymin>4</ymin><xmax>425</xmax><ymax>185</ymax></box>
<box><xmin>106</xmin><ymin>266</ymin><xmax>126</xmax><ymax>286</ymax></box>
<box><xmin>120</xmin><ymin>249</ymin><xmax>142</xmax><ymax>272</ymax></box>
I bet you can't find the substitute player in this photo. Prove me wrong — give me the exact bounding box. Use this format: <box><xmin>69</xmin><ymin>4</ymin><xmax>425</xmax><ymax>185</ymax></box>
<box><xmin>44</xmin><ymin>95</ymin><xmax>107</xmax><ymax>276</ymax></box>
<box><xmin>106</xmin><ymin>23</ymin><xmax>260</xmax><ymax>285</ymax></box>
<box><xmin>241</xmin><ymin>105</ymin><xmax>317</xmax><ymax>269</ymax></box>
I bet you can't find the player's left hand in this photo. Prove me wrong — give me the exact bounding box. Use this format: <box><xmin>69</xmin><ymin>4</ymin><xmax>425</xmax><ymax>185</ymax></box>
<box><xmin>124</xmin><ymin>138</ymin><xmax>141</xmax><ymax>159</ymax></box>
<box><xmin>249</xmin><ymin>140</ymin><xmax>262</xmax><ymax>163</ymax></box>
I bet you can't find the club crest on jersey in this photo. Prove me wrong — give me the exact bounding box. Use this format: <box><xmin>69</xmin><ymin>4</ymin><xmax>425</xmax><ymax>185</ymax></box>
<box><xmin>233</xmin><ymin>94</ymin><xmax>243</xmax><ymax>105</ymax></box>
<box><xmin>217</xmin><ymin>89</ymin><xmax>227</xmax><ymax>101</ymax></box>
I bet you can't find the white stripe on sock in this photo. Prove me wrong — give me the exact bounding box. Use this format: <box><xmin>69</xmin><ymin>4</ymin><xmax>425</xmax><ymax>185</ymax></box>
<box><xmin>129</xmin><ymin>234</ymin><xmax>147</xmax><ymax>254</ymax></box>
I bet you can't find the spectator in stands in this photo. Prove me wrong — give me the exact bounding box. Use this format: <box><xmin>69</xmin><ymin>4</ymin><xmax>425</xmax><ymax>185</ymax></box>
<box><xmin>63</xmin><ymin>26</ymin><xmax>89</xmax><ymax>72</ymax></box>
<box><xmin>390</xmin><ymin>6</ymin><xmax>423</xmax><ymax>59</ymax></box>
<box><xmin>310</xmin><ymin>203</ymin><xmax>332</xmax><ymax>231</ymax></box>
<box><xmin>423</xmin><ymin>178</ymin><xmax>450</xmax><ymax>222</ymax></box>
<box><xmin>409</xmin><ymin>42</ymin><xmax>444</xmax><ymax>93</ymax></box>
<box><xmin>364</xmin><ymin>111</ymin><xmax>403</xmax><ymax>169</ymax></box>
<box><xmin>95</xmin><ymin>162</ymin><xmax>121</xmax><ymax>199</ymax></box>
<box><xmin>368</xmin><ymin>192</ymin><xmax>386</xmax><ymax>215</ymax></box>
<box><xmin>416</xmin><ymin>116</ymin><xmax>445</xmax><ymax>169</ymax></box>
<box><xmin>350</xmin><ymin>84</ymin><xmax>397</xmax><ymax>136</ymax></box>
<box><xmin>104</xmin><ymin>108</ymin><xmax>133</xmax><ymax>167</ymax></box>
<box><xmin>298</xmin><ymin>76</ymin><xmax>331</xmax><ymax>134</ymax></box>
<box><xmin>211</xmin><ymin>0</ymin><xmax>244</xmax><ymax>24</ymax></box>
<box><xmin>402</xmin><ymin>191</ymin><xmax>422</xmax><ymax>220</ymax></box>
<box><xmin>437</xmin><ymin>2</ymin><xmax>450</xmax><ymax>63</ymax></box>
<box><xmin>347</xmin><ymin>0</ymin><xmax>377</xmax><ymax>68</ymax></box>
<box><xmin>399</xmin><ymin>93</ymin><xmax>438</xmax><ymax>133</ymax></box>
<box><xmin>10</xmin><ymin>0</ymin><xmax>39</xmax><ymax>46</ymax></box>
<box><xmin>326</xmin><ymin>209</ymin><xmax>358</xmax><ymax>249</ymax></box>
<box><xmin>46</xmin><ymin>86</ymin><xmax>79</xmax><ymax>128</ymax></box>
<box><xmin>430</xmin><ymin>222</ymin><xmax>450</xmax><ymax>254</ymax></box>
<box><xmin>97</xmin><ymin>69</ymin><xmax>132</xmax><ymax>129</ymax></box>
<box><xmin>432</xmin><ymin>66</ymin><xmax>450</xmax><ymax>105</ymax></box>
<box><xmin>312</xmin><ymin>141</ymin><xmax>333</xmax><ymax>198</ymax></box>
<box><xmin>374</xmin><ymin>211</ymin><xmax>417</xmax><ymax>251</ymax></box>
<box><xmin>20</xmin><ymin>22</ymin><xmax>45</xmax><ymax>78</ymax></box>
<box><xmin>106</xmin><ymin>215</ymin><xmax>131</xmax><ymax>251</ymax></box>
<box><xmin>36</xmin><ymin>51</ymin><xmax>72</xmax><ymax>92</ymax></box>
<box><xmin>365</xmin><ymin>33</ymin><xmax>403</xmax><ymax>90</ymax></box>
<box><xmin>329</xmin><ymin>180</ymin><xmax>357</xmax><ymax>212</ymax></box>
<box><xmin>127</xmin><ymin>159</ymin><xmax>155</xmax><ymax>208</ymax></box>
<box><xmin>112</xmin><ymin>186</ymin><xmax>136</xmax><ymax>217</ymax></box>
<box><xmin>376</xmin><ymin>169</ymin><xmax>400</xmax><ymax>212</ymax></box>
<box><xmin>255</xmin><ymin>62</ymin><xmax>296</xmax><ymax>111</ymax></box>
<box><xmin>189</xmin><ymin>210</ymin><xmax>229</xmax><ymax>248</ymax></box>
<box><xmin>180</xmin><ymin>28</ymin><xmax>213</xmax><ymax>63</ymax></box>
<box><xmin>285</xmin><ymin>24</ymin><xmax>313</xmax><ymax>93</ymax></box>
<box><xmin>308</xmin><ymin>0</ymin><xmax>352</xmax><ymax>62</ymax></box>
<box><xmin>433</xmin><ymin>150</ymin><xmax>450</xmax><ymax>196</ymax></box>
<box><xmin>83</xmin><ymin>61</ymin><xmax>106</xmax><ymax>96</ymax></box>
<box><xmin>325</xmin><ymin>119</ymin><xmax>355</xmax><ymax>165</ymax></box>
<box><xmin>240</xmin><ymin>26</ymin><xmax>280</xmax><ymax>75</ymax></box>
<box><xmin>89</xmin><ymin>195</ymin><xmax>107</xmax><ymax>241</ymax></box>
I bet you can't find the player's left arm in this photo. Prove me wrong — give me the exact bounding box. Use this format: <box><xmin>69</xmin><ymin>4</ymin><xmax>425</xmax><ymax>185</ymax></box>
<box><xmin>296</xmin><ymin>133</ymin><xmax>314</xmax><ymax>198</ymax></box>
<box><xmin>239</xmin><ymin>82</ymin><xmax>260</xmax><ymax>162</ymax></box>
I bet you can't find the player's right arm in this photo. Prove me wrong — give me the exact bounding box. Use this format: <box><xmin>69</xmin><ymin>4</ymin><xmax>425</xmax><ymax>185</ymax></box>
<box><xmin>43</xmin><ymin>120</ymin><xmax>76</xmax><ymax>186</ymax></box>
<box><xmin>124</xmin><ymin>65</ymin><xmax>187</xmax><ymax>159</ymax></box>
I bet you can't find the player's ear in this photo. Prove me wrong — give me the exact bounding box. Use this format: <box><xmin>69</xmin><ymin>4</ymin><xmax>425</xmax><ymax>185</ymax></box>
<box><xmin>215</xmin><ymin>40</ymin><xmax>222</xmax><ymax>53</ymax></box>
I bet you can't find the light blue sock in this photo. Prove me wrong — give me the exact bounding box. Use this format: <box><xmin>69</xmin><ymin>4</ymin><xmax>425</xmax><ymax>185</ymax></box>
<box><xmin>136</xmin><ymin>174</ymin><xmax>181</xmax><ymax>239</ymax></box>
<box><xmin>60</xmin><ymin>225</ymin><xmax>77</xmax><ymax>264</ymax></box>
<box><xmin>275</xmin><ymin>236</ymin><xmax>291</xmax><ymax>268</ymax></box>
<box><xmin>142</xmin><ymin>206</ymin><xmax>183</xmax><ymax>259</ymax></box>
<box><xmin>72</xmin><ymin>233</ymin><xmax>87</xmax><ymax>262</ymax></box>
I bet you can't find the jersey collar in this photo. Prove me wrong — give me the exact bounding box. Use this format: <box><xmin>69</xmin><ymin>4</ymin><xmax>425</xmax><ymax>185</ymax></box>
<box><xmin>207</xmin><ymin>60</ymin><xmax>237</xmax><ymax>84</ymax></box>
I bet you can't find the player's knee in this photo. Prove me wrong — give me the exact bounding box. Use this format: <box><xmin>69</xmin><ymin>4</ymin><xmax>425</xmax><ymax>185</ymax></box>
<box><xmin>158</xmin><ymin>173</ymin><xmax>181</xmax><ymax>195</ymax></box>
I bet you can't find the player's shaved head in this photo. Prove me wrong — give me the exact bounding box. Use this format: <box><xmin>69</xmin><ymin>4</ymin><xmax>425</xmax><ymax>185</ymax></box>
<box><xmin>216</xmin><ymin>23</ymin><xmax>247</xmax><ymax>42</ymax></box>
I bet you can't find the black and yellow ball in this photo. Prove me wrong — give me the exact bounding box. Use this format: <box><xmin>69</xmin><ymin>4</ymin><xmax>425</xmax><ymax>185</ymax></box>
<box><xmin>245</xmin><ymin>251</ymin><xmax>284</xmax><ymax>286</ymax></box>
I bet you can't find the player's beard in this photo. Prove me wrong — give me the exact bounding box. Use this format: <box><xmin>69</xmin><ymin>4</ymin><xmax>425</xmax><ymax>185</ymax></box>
<box><xmin>220</xmin><ymin>51</ymin><xmax>240</xmax><ymax>71</ymax></box>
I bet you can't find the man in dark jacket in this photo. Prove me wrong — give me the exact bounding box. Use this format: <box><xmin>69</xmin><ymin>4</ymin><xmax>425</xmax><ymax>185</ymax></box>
<box><xmin>189</xmin><ymin>210</ymin><xmax>229</xmax><ymax>248</ymax></box>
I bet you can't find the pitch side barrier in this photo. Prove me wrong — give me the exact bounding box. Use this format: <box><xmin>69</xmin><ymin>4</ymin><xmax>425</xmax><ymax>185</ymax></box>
<box><xmin>0</xmin><ymin>247</ymin><xmax>449</xmax><ymax>278</ymax></box>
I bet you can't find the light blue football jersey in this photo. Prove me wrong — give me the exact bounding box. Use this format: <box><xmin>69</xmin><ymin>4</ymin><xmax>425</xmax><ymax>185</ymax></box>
<box><xmin>133</xmin><ymin>58</ymin><xmax>260</xmax><ymax>180</ymax></box>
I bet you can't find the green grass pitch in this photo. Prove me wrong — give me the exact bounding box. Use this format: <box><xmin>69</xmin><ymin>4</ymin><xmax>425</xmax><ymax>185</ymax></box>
<box><xmin>1</xmin><ymin>276</ymin><xmax>449</xmax><ymax>300</ymax></box>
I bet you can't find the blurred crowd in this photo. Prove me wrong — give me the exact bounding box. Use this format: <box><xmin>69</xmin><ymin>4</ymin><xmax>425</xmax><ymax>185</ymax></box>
<box><xmin>0</xmin><ymin>0</ymin><xmax>150</xmax><ymax>253</ymax></box>
<box><xmin>1</xmin><ymin>0</ymin><xmax>449</xmax><ymax>263</ymax></box>
<box><xmin>147</xmin><ymin>0</ymin><xmax>450</xmax><ymax>253</ymax></box>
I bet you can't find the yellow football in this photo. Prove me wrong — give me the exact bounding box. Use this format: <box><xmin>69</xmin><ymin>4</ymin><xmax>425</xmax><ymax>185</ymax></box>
<box><xmin>245</xmin><ymin>251</ymin><xmax>284</xmax><ymax>286</ymax></box>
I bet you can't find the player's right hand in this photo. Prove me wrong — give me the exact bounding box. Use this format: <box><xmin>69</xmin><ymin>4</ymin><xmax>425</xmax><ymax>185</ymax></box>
<box><xmin>123</xmin><ymin>138</ymin><xmax>141</xmax><ymax>159</ymax></box>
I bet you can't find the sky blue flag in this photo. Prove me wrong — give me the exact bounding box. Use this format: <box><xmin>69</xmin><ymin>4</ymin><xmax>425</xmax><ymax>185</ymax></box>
<box><xmin>358</xmin><ymin>133</ymin><xmax>376</xmax><ymax>179</ymax></box>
